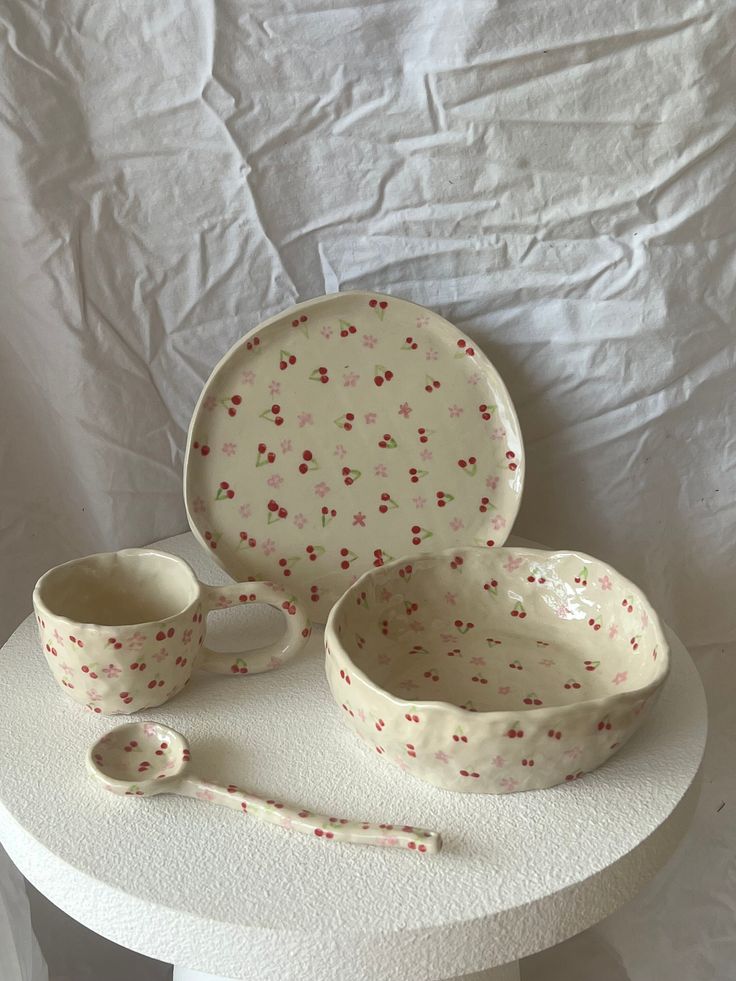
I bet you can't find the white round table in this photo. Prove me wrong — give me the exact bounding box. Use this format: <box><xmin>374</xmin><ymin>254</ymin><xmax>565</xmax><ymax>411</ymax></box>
<box><xmin>0</xmin><ymin>533</ymin><xmax>706</xmax><ymax>981</ymax></box>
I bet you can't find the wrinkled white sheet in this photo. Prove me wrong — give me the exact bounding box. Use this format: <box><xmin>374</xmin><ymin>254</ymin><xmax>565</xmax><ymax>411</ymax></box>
<box><xmin>0</xmin><ymin>0</ymin><xmax>733</xmax><ymax>979</ymax></box>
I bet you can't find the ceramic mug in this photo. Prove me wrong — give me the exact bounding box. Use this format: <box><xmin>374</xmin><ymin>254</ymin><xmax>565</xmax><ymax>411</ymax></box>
<box><xmin>33</xmin><ymin>548</ymin><xmax>311</xmax><ymax>715</ymax></box>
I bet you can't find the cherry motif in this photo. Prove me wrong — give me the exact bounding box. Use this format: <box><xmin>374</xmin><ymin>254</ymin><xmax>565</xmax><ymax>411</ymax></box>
<box><xmin>478</xmin><ymin>403</ymin><xmax>494</xmax><ymax>421</ymax></box>
<box><xmin>278</xmin><ymin>349</ymin><xmax>297</xmax><ymax>370</ymax></box>
<box><xmin>471</xmin><ymin>675</ymin><xmax>488</xmax><ymax>685</ymax></box>
<box><xmin>452</xmin><ymin>732</ymin><xmax>468</xmax><ymax>743</ymax></box>
<box><xmin>410</xmin><ymin>525</ymin><xmax>432</xmax><ymax>546</ymax></box>
<box><xmin>378</xmin><ymin>433</ymin><xmax>398</xmax><ymax>449</ymax></box>
<box><xmin>479</xmin><ymin>496</ymin><xmax>492</xmax><ymax>513</ymax></box>
<box><xmin>522</xmin><ymin>692</ymin><xmax>543</xmax><ymax>705</ymax></box>
<box><xmin>310</xmin><ymin>585</ymin><xmax>320</xmax><ymax>603</ymax></box>
<box><xmin>291</xmin><ymin>315</ymin><xmax>309</xmax><ymax>328</ymax></box>
<box><xmin>436</xmin><ymin>490</ymin><xmax>454</xmax><ymax>507</ymax></box>
<box><xmin>335</xmin><ymin>412</ymin><xmax>355</xmax><ymax>431</ymax></box>
<box><xmin>547</xmin><ymin>729</ymin><xmax>562</xmax><ymax>740</ymax></box>
<box><xmin>506</xmin><ymin>722</ymin><xmax>524</xmax><ymax>738</ymax></box>
<box><xmin>574</xmin><ymin>567</ymin><xmax>589</xmax><ymax>586</ymax></box>
<box><xmin>402</xmin><ymin>336</ymin><xmax>418</xmax><ymax>350</ymax></box>
<box><xmin>309</xmin><ymin>367</ymin><xmax>330</xmax><ymax>384</ymax></box>
<box><xmin>417</xmin><ymin>427</ymin><xmax>431</xmax><ymax>443</ymax></box>
<box><xmin>457</xmin><ymin>456</ymin><xmax>477</xmax><ymax>475</ymax></box>
<box><xmin>455</xmin><ymin>338</ymin><xmax>475</xmax><ymax>358</ymax></box>
<box><xmin>192</xmin><ymin>441</ymin><xmax>210</xmax><ymax>456</ymax></box>
<box><xmin>298</xmin><ymin>449</ymin><xmax>318</xmax><ymax>475</ymax></box>
<box><xmin>409</xmin><ymin>467</ymin><xmax>428</xmax><ymax>483</ymax></box>
<box><xmin>342</xmin><ymin>466</ymin><xmax>361</xmax><ymax>486</ymax></box>
<box><xmin>259</xmin><ymin>403</ymin><xmax>285</xmax><ymax>425</ymax></box>
<box><xmin>459</xmin><ymin>770</ymin><xmax>480</xmax><ymax>778</ymax></box>
<box><xmin>509</xmin><ymin>659</ymin><xmax>523</xmax><ymax>670</ymax></box>
<box><xmin>339</xmin><ymin>320</ymin><xmax>358</xmax><ymax>337</ymax></box>
<box><xmin>483</xmin><ymin>579</ymin><xmax>498</xmax><ymax>594</ymax></box>
<box><xmin>215</xmin><ymin>480</ymin><xmax>235</xmax><ymax>501</ymax></box>
<box><xmin>510</xmin><ymin>601</ymin><xmax>527</xmax><ymax>619</ymax></box>
<box><xmin>373</xmin><ymin>365</ymin><xmax>393</xmax><ymax>386</ymax></box>
<box><xmin>587</xmin><ymin>617</ymin><xmax>602</xmax><ymax>631</ymax></box>
<box><xmin>404</xmin><ymin>713</ymin><xmax>420</xmax><ymax>723</ymax></box>
<box><xmin>378</xmin><ymin>492</ymin><xmax>398</xmax><ymax>513</ymax></box>
<box><xmin>564</xmin><ymin>678</ymin><xmax>582</xmax><ymax>690</ymax></box>
<box><xmin>422</xmin><ymin>669</ymin><xmax>440</xmax><ymax>682</ymax></box>
<box><xmin>406</xmin><ymin>743</ymin><xmax>417</xmax><ymax>758</ymax></box>
<box><xmin>521</xmin><ymin>758</ymin><xmax>535</xmax><ymax>767</ymax></box>
<box><xmin>597</xmin><ymin>716</ymin><xmax>613</xmax><ymax>731</ymax></box>
<box><xmin>506</xmin><ymin>450</ymin><xmax>518</xmax><ymax>471</ymax></box>
<box><xmin>339</xmin><ymin>547</ymin><xmax>357</xmax><ymax>571</ymax></box>
<box><xmin>238</xmin><ymin>531</ymin><xmax>257</xmax><ymax>550</ymax></box>
<box><xmin>267</xmin><ymin>499</ymin><xmax>288</xmax><ymax>524</ymax></box>
<box><xmin>321</xmin><ymin>506</ymin><xmax>338</xmax><ymax>526</ymax></box>
<box><xmin>245</xmin><ymin>336</ymin><xmax>260</xmax><ymax>351</ymax></box>
<box><xmin>449</xmin><ymin>555</ymin><xmax>464</xmax><ymax>570</ymax></box>
<box><xmin>424</xmin><ymin>375</ymin><xmax>441</xmax><ymax>393</ymax></box>
<box><xmin>255</xmin><ymin>443</ymin><xmax>276</xmax><ymax>467</ymax></box>
<box><xmin>621</xmin><ymin>597</ymin><xmax>634</xmax><ymax>613</ymax></box>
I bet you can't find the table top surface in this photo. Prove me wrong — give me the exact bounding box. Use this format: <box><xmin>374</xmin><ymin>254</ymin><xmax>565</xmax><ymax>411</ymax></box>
<box><xmin>0</xmin><ymin>533</ymin><xmax>708</xmax><ymax>981</ymax></box>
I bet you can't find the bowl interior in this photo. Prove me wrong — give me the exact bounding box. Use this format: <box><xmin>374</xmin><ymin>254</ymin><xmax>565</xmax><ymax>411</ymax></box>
<box><xmin>331</xmin><ymin>548</ymin><xmax>666</xmax><ymax>712</ymax></box>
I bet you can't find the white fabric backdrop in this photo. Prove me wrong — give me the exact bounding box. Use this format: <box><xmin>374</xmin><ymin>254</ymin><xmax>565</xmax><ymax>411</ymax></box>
<box><xmin>1</xmin><ymin>0</ymin><xmax>733</xmax><ymax>978</ymax></box>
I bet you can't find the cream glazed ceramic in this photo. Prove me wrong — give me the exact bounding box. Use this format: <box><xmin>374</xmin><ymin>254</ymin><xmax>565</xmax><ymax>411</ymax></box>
<box><xmin>88</xmin><ymin>721</ymin><xmax>441</xmax><ymax>853</ymax></box>
<box><xmin>33</xmin><ymin>549</ymin><xmax>311</xmax><ymax>715</ymax></box>
<box><xmin>325</xmin><ymin>547</ymin><xmax>669</xmax><ymax>794</ymax></box>
<box><xmin>184</xmin><ymin>290</ymin><xmax>524</xmax><ymax>623</ymax></box>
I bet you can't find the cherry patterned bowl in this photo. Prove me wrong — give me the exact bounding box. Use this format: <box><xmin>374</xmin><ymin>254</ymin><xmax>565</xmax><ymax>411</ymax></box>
<box><xmin>325</xmin><ymin>547</ymin><xmax>669</xmax><ymax>794</ymax></box>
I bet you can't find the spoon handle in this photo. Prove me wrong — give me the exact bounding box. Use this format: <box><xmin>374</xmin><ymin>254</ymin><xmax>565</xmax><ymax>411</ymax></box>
<box><xmin>178</xmin><ymin>777</ymin><xmax>441</xmax><ymax>853</ymax></box>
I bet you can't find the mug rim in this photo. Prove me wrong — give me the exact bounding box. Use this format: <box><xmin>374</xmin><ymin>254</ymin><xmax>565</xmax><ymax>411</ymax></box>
<box><xmin>33</xmin><ymin>548</ymin><xmax>200</xmax><ymax>631</ymax></box>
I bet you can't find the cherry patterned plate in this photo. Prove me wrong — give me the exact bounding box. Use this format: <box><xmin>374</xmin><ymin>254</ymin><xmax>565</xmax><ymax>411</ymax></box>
<box><xmin>184</xmin><ymin>291</ymin><xmax>524</xmax><ymax>622</ymax></box>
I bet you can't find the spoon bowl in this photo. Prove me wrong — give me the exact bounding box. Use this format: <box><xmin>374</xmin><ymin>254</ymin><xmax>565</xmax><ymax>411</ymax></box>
<box><xmin>88</xmin><ymin>721</ymin><xmax>189</xmax><ymax>795</ymax></box>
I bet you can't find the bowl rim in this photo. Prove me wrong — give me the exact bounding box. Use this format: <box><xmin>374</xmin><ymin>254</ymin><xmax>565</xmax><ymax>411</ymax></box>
<box><xmin>324</xmin><ymin>545</ymin><xmax>670</xmax><ymax>717</ymax></box>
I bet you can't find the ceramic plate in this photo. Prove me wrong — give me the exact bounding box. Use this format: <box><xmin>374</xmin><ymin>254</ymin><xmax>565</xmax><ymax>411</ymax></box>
<box><xmin>184</xmin><ymin>291</ymin><xmax>524</xmax><ymax>621</ymax></box>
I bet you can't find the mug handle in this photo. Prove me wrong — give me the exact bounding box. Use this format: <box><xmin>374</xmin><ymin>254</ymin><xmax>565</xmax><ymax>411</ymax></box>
<box><xmin>197</xmin><ymin>581</ymin><xmax>311</xmax><ymax>675</ymax></box>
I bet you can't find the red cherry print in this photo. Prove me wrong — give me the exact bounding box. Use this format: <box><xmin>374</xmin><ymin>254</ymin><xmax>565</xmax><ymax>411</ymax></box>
<box><xmin>369</xmin><ymin>299</ymin><xmax>377</xmax><ymax>308</ymax></box>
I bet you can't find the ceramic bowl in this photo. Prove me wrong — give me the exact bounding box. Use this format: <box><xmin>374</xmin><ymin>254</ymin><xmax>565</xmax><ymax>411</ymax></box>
<box><xmin>325</xmin><ymin>547</ymin><xmax>669</xmax><ymax>793</ymax></box>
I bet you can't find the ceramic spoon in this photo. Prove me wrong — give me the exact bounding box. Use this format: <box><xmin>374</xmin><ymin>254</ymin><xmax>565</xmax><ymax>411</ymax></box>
<box><xmin>87</xmin><ymin>721</ymin><xmax>442</xmax><ymax>854</ymax></box>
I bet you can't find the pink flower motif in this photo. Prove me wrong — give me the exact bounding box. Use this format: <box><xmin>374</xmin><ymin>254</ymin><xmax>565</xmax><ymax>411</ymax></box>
<box><xmin>555</xmin><ymin>603</ymin><xmax>572</xmax><ymax>617</ymax></box>
<box><xmin>153</xmin><ymin>647</ymin><xmax>168</xmax><ymax>663</ymax></box>
<box><xmin>238</xmin><ymin>503</ymin><xmax>252</xmax><ymax>519</ymax></box>
<box><xmin>491</xmin><ymin>427</ymin><xmax>506</xmax><ymax>440</ymax></box>
<box><xmin>500</xmin><ymin>776</ymin><xmax>519</xmax><ymax>791</ymax></box>
<box><xmin>280</xmin><ymin>439</ymin><xmax>292</xmax><ymax>453</ymax></box>
<box><xmin>409</xmin><ymin>620</ymin><xmax>425</xmax><ymax>632</ymax></box>
<box><xmin>293</xmin><ymin>513</ymin><xmax>307</xmax><ymax>529</ymax></box>
<box><xmin>448</xmin><ymin>404</ymin><xmax>463</xmax><ymax>418</ymax></box>
<box><xmin>435</xmin><ymin>750</ymin><xmax>450</xmax><ymax>764</ymax></box>
<box><xmin>182</xmin><ymin>629</ymin><xmax>192</xmax><ymax>645</ymax></box>
<box><xmin>192</xmin><ymin>496</ymin><xmax>206</xmax><ymax>515</ymax></box>
<box><xmin>128</xmin><ymin>632</ymin><xmax>146</xmax><ymax>650</ymax></box>
<box><xmin>412</xmin><ymin>495</ymin><xmax>426</xmax><ymax>508</ymax></box>
<box><xmin>268</xmin><ymin>380</ymin><xmax>281</xmax><ymax>397</ymax></box>
<box><xmin>353</xmin><ymin>512</ymin><xmax>366</xmax><ymax>527</ymax></box>
<box><xmin>491</xmin><ymin>755</ymin><xmax>505</xmax><ymax>768</ymax></box>
<box><xmin>608</xmin><ymin>624</ymin><xmax>619</xmax><ymax>639</ymax></box>
<box><xmin>362</xmin><ymin>334</ymin><xmax>378</xmax><ymax>349</ymax></box>
<box><xmin>399</xmin><ymin>678</ymin><xmax>420</xmax><ymax>691</ymax></box>
<box><xmin>53</xmin><ymin>628</ymin><xmax>65</xmax><ymax>644</ymax></box>
<box><xmin>598</xmin><ymin>576</ymin><xmax>612</xmax><ymax>590</ymax></box>
<box><xmin>87</xmin><ymin>688</ymin><xmax>102</xmax><ymax>701</ymax></box>
<box><xmin>440</xmin><ymin>632</ymin><xmax>455</xmax><ymax>643</ymax></box>
<box><xmin>334</xmin><ymin>444</ymin><xmax>347</xmax><ymax>460</ymax></box>
<box><xmin>343</xmin><ymin>372</ymin><xmax>359</xmax><ymax>387</ymax></box>
<box><xmin>216</xmin><ymin>594</ymin><xmax>232</xmax><ymax>609</ymax></box>
<box><xmin>416</xmin><ymin>315</ymin><xmax>429</xmax><ymax>329</ymax></box>
<box><xmin>378</xmin><ymin>653</ymin><xmax>392</xmax><ymax>665</ymax></box>
<box><xmin>491</xmin><ymin>514</ymin><xmax>506</xmax><ymax>530</ymax></box>
<box><xmin>420</xmin><ymin>448</ymin><xmax>433</xmax><ymax>462</ymax></box>
<box><xmin>398</xmin><ymin>402</ymin><xmax>412</xmax><ymax>418</ymax></box>
<box><xmin>241</xmin><ymin>370</ymin><xmax>256</xmax><ymax>386</ymax></box>
<box><xmin>364</xmin><ymin>412</ymin><xmax>377</xmax><ymax>425</ymax></box>
<box><xmin>266</xmin><ymin>474</ymin><xmax>284</xmax><ymax>489</ymax></box>
<box><xmin>564</xmin><ymin>746</ymin><xmax>582</xmax><ymax>760</ymax></box>
<box><xmin>449</xmin><ymin>517</ymin><xmax>464</xmax><ymax>531</ymax></box>
<box><xmin>143</xmin><ymin>723</ymin><xmax>157</xmax><ymax>737</ymax></box>
<box><xmin>613</xmin><ymin>671</ymin><xmax>628</xmax><ymax>685</ymax></box>
<box><xmin>262</xmin><ymin>538</ymin><xmax>276</xmax><ymax>556</ymax></box>
<box><xmin>497</xmin><ymin>686</ymin><xmax>511</xmax><ymax>695</ymax></box>
<box><xmin>60</xmin><ymin>662</ymin><xmax>73</xmax><ymax>676</ymax></box>
<box><xmin>470</xmin><ymin>656</ymin><xmax>486</xmax><ymax>666</ymax></box>
<box><xmin>221</xmin><ymin>442</ymin><xmax>237</xmax><ymax>457</ymax></box>
<box><xmin>320</xmin><ymin>325</ymin><xmax>333</xmax><ymax>340</ymax></box>
<box><xmin>203</xmin><ymin>395</ymin><xmax>217</xmax><ymax>411</ymax></box>
<box><xmin>504</xmin><ymin>556</ymin><xmax>523</xmax><ymax>572</ymax></box>
<box><xmin>314</xmin><ymin>482</ymin><xmax>331</xmax><ymax>498</ymax></box>
<box><xmin>445</xmin><ymin>592</ymin><xmax>457</xmax><ymax>605</ymax></box>
<box><xmin>468</xmin><ymin>372</ymin><xmax>482</xmax><ymax>386</ymax></box>
<box><xmin>539</xmin><ymin>658</ymin><xmax>555</xmax><ymax>667</ymax></box>
<box><xmin>486</xmin><ymin>475</ymin><xmax>499</xmax><ymax>490</ymax></box>
<box><xmin>640</xmin><ymin>610</ymin><xmax>649</xmax><ymax>628</ymax></box>
<box><xmin>380</xmin><ymin>588</ymin><xmax>393</xmax><ymax>602</ymax></box>
<box><xmin>297</xmin><ymin>412</ymin><xmax>313</xmax><ymax>427</ymax></box>
<box><xmin>356</xmin><ymin>708</ymin><xmax>366</xmax><ymax>723</ymax></box>
<box><xmin>196</xmin><ymin>788</ymin><xmax>215</xmax><ymax>801</ymax></box>
<box><xmin>374</xmin><ymin>463</ymin><xmax>388</xmax><ymax>478</ymax></box>
<box><xmin>269</xmin><ymin>656</ymin><xmax>282</xmax><ymax>670</ymax></box>
<box><xmin>425</xmin><ymin>349</ymin><xmax>438</xmax><ymax>361</ymax></box>
<box><xmin>102</xmin><ymin>663</ymin><xmax>122</xmax><ymax>679</ymax></box>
